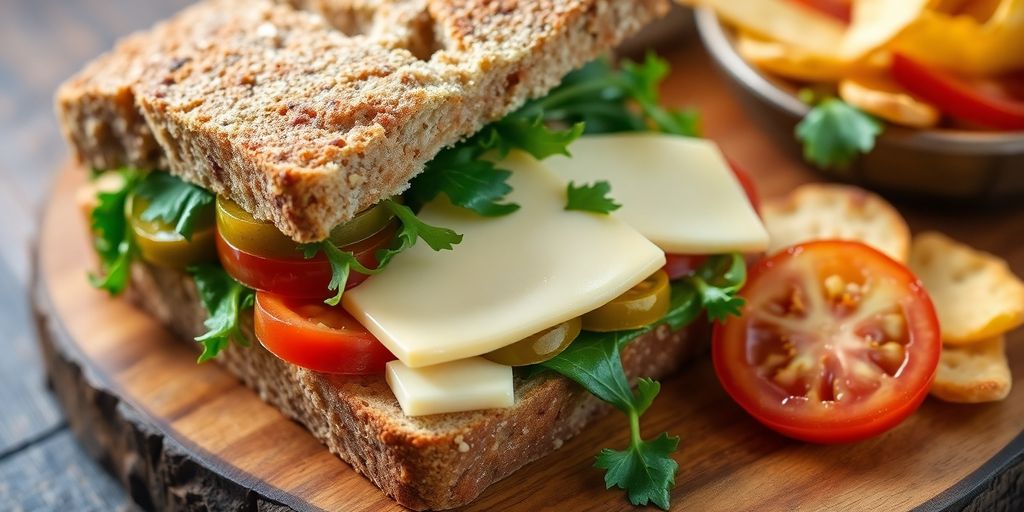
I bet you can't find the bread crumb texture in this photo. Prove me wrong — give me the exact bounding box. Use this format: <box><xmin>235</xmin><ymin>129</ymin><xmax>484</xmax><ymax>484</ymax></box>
<box><xmin>57</xmin><ymin>0</ymin><xmax>667</xmax><ymax>242</ymax></box>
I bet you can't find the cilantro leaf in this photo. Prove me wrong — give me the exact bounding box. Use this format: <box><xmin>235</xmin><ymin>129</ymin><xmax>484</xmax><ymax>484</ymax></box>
<box><xmin>596</xmin><ymin>433</ymin><xmax>679</xmax><ymax>510</ymax></box>
<box><xmin>383</xmin><ymin>199</ymin><xmax>463</xmax><ymax>253</ymax></box>
<box><xmin>408</xmin><ymin>146</ymin><xmax>520</xmax><ymax>217</ymax></box>
<box><xmin>133</xmin><ymin>172</ymin><xmax>215</xmax><ymax>239</ymax></box>
<box><xmin>795</xmin><ymin>98</ymin><xmax>883</xmax><ymax>169</ymax></box>
<box><xmin>481</xmin><ymin>116</ymin><xmax>585</xmax><ymax>160</ymax></box>
<box><xmin>565</xmin><ymin>181</ymin><xmax>621</xmax><ymax>214</ymax></box>
<box><xmin>541</xmin><ymin>331</ymin><xmax>677</xmax><ymax>510</ymax></box>
<box><xmin>535</xmin><ymin>254</ymin><xmax>746</xmax><ymax>509</ymax></box>
<box><xmin>523</xmin><ymin>53</ymin><xmax>701</xmax><ymax>137</ymax></box>
<box><xmin>301</xmin><ymin>199</ymin><xmax>463</xmax><ymax>305</ymax></box>
<box><xmin>190</xmin><ymin>264</ymin><xmax>255</xmax><ymax>363</ymax></box>
<box><xmin>688</xmin><ymin>253</ymin><xmax>748</xmax><ymax>323</ymax></box>
<box><xmin>88</xmin><ymin>168</ymin><xmax>142</xmax><ymax>295</ymax></box>
<box><xmin>542</xmin><ymin>330</ymin><xmax>639</xmax><ymax>413</ymax></box>
<box><xmin>407</xmin><ymin>115</ymin><xmax>582</xmax><ymax>217</ymax></box>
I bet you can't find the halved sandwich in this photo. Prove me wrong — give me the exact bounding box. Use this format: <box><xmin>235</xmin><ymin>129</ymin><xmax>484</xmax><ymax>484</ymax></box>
<box><xmin>57</xmin><ymin>0</ymin><xmax>768</xmax><ymax>509</ymax></box>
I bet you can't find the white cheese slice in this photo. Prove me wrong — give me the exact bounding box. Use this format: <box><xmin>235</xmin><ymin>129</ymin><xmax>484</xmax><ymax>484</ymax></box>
<box><xmin>386</xmin><ymin>357</ymin><xmax>514</xmax><ymax>416</ymax></box>
<box><xmin>546</xmin><ymin>133</ymin><xmax>769</xmax><ymax>255</ymax></box>
<box><xmin>385</xmin><ymin>356</ymin><xmax>512</xmax><ymax>415</ymax></box>
<box><xmin>343</xmin><ymin>151</ymin><xmax>665</xmax><ymax>368</ymax></box>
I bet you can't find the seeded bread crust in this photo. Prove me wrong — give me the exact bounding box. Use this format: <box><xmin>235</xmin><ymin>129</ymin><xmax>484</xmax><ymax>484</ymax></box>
<box><xmin>57</xmin><ymin>0</ymin><xmax>668</xmax><ymax>242</ymax></box>
<box><xmin>125</xmin><ymin>260</ymin><xmax>706</xmax><ymax>510</ymax></box>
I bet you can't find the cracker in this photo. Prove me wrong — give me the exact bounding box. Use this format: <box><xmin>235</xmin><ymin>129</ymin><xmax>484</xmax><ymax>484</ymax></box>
<box><xmin>762</xmin><ymin>183</ymin><xmax>911</xmax><ymax>262</ymax></box>
<box><xmin>910</xmin><ymin>231</ymin><xmax>1024</xmax><ymax>344</ymax></box>
<box><xmin>931</xmin><ymin>336</ymin><xmax>1012</xmax><ymax>403</ymax></box>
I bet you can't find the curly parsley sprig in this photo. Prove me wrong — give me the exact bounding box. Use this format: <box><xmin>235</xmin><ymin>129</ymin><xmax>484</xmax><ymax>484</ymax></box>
<box><xmin>301</xmin><ymin>200</ymin><xmax>463</xmax><ymax>305</ymax></box>
<box><xmin>537</xmin><ymin>256</ymin><xmax>746</xmax><ymax>509</ymax></box>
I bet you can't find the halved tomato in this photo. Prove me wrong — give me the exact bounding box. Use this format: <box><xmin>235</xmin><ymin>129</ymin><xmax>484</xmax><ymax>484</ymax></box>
<box><xmin>216</xmin><ymin>223</ymin><xmax>395</xmax><ymax>299</ymax></box>
<box><xmin>254</xmin><ymin>292</ymin><xmax>395</xmax><ymax>374</ymax></box>
<box><xmin>713</xmin><ymin>241</ymin><xmax>940</xmax><ymax>443</ymax></box>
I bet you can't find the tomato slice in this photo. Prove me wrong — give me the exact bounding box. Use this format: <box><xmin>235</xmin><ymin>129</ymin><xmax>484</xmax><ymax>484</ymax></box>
<box><xmin>891</xmin><ymin>53</ymin><xmax>1024</xmax><ymax>130</ymax></box>
<box><xmin>127</xmin><ymin>194</ymin><xmax>217</xmax><ymax>269</ymax></box>
<box><xmin>254</xmin><ymin>293</ymin><xmax>395</xmax><ymax>374</ymax></box>
<box><xmin>713</xmin><ymin>241</ymin><xmax>940</xmax><ymax>443</ymax></box>
<box><xmin>217</xmin><ymin>222</ymin><xmax>395</xmax><ymax>299</ymax></box>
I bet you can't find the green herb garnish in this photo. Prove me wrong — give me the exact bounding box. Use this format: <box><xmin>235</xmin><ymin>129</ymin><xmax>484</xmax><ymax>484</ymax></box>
<box><xmin>190</xmin><ymin>264</ymin><xmax>255</xmax><ymax>363</ymax></box>
<box><xmin>565</xmin><ymin>181</ymin><xmax>621</xmax><ymax>214</ymax></box>
<box><xmin>87</xmin><ymin>168</ymin><xmax>141</xmax><ymax>294</ymax></box>
<box><xmin>302</xmin><ymin>199</ymin><xmax>463</xmax><ymax>305</ymax></box>
<box><xmin>537</xmin><ymin>256</ymin><xmax>745</xmax><ymax>509</ymax></box>
<box><xmin>796</xmin><ymin>96</ymin><xmax>883</xmax><ymax>169</ymax></box>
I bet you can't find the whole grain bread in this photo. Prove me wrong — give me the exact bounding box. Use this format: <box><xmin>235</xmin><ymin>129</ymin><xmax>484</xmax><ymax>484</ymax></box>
<box><xmin>57</xmin><ymin>0</ymin><xmax>667</xmax><ymax>242</ymax></box>
<box><xmin>125</xmin><ymin>260</ymin><xmax>706</xmax><ymax>510</ymax></box>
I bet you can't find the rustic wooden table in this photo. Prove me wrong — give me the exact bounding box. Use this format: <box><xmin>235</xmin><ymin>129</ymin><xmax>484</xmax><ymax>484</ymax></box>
<box><xmin>0</xmin><ymin>1</ymin><xmax>191</xmax><ymax>509</ymax></box>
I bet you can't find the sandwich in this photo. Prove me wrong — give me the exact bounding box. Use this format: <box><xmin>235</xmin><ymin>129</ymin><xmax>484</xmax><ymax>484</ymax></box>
<box><xmin>57</xmin><ymin>0</ymin><xmax>769</xmax><ymax>509</ymax></box>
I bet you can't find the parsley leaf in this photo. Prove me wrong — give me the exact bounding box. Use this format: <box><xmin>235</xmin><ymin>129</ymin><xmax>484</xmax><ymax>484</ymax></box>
<box><xmin>133</xmin><ymin>172</ymin><xmax>215</xmax><ymax>239</ymax></box>
<box><xmin>302</xmin><ymin>199</ymin><xmax>463</xmax><ymax>305</ymax></box>
<box><xmin>407</xmin><ymin>115</ymin><xmax>582</xmax><ymax>217</ymax></box>
<box><xmin>408</xmin><ymin>146</ymin><xmax>520</xmax><ymax>217</ymax></box>
<box><xmin>596</xmin><ymin>433</ymin><xmax>679</xmax><ymax>510</ymax></box>
<box><xmin>190</xmin><ymin>264</ymin><xmax>255</xmax><ymax>363</ymax></box>
<box><xmin>480</xmin><ymin>116</ymin><xmax>585</xmax><ymax>160</ymax></box>
<box><xmin>565</xmin><ymin>181</ymin><xmax>621</xmax><ymax>214</ymax></box>
<box><xmin>536</xmin><ymin>255</ymin><xmax>745</xmax><ymax>509</ymax></box>
<box><xmin>795</xmin><ymin>97</ymin><xmax>883</xmax><ymax>169</ymax></box>
<box><xmin>689</xmin><ymin>253</ymin><xmax>747</xmax><ymax>323</ymax></box>
<box><xmin>88</xmin><ymin>168</ymin><xmax>142</xmax><ymax>295</ymax></box>
<box><xmin>523</xmin><ymin>53</ymin><xmax>701</xmax><ymax>137</ymax></box>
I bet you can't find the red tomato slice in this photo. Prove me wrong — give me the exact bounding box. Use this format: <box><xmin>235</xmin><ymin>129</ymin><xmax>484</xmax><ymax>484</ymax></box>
<box><xmin>663</xmin><ymin>158</ymin><xmax>760</xmax><ymax>280</ymax></box>
<box><xmin>254</xmin><ymin>293</ymin><xmax>395</xmax><ymax>374</ymax></box>
<box><xmin>789</xmin><ymin>0</ymin><xmax>851</xmax><ymax>23</ymax></box>
<box><xmin>891</xmin><ymin>53</ymin><xmax>1024</xmax><ymax>130</ymax></box>
<box><xmin>713</xmin><ymin>241</ymin><xmax>940</xmax><ymax>443</ymax></box>
<box><xmin>217</xmin><ymin>223</ymin><xmax>394</xmax><ymax>299</ymax></box>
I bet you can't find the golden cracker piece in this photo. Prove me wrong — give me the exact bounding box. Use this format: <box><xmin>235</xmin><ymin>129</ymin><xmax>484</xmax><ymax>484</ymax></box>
<box><xmin>931</xmin><ymin>336</ymin><xmax>1012</xmax><ymax>403</ymax></box>
<box><xmin>762</xmin><ymin>183</ymin><xmax>911</xmax><ymax>262</ymax></box>
<box><xmin>910</xmin><ymin>231</ymin><xmax>1024</xmax><ymax>344</ymax></box>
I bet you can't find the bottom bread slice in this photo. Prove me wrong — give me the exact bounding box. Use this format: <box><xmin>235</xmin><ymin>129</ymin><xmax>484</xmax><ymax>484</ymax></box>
<box><xmin>126</xmin><ymin>261</ymin><xmax>707</xmax><ymax>510</ymax></box>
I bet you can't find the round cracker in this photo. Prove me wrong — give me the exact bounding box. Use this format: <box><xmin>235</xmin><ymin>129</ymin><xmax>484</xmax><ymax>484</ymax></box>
<box><xmin>909</xmin><ymin>231</ymin><xmax>1024</xmax><ymax>344</ymax></box>
<box><xmin>762</xmin><ymin>183</ymin><xmax>911</xmax><ymax>262</ymax></box>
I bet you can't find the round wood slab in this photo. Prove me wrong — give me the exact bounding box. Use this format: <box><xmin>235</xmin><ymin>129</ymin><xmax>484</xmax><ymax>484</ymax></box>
<box><xmin>33</xmin><ymin>45</ymin><xmax>1024</xmax><ymax>511</ymax></box>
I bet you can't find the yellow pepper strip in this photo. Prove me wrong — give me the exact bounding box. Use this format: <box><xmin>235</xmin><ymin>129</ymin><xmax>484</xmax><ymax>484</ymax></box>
<box><xmin>894</xmin><ymin>0</ymin><xmax>1024</xmax><ymax>76</ymax></box>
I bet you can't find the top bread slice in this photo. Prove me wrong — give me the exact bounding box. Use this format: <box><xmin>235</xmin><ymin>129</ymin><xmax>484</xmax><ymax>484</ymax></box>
<box><xmin>56</xmin><ymin>0</ymin><xmax>668</xmax><ymax>242</ymax></box>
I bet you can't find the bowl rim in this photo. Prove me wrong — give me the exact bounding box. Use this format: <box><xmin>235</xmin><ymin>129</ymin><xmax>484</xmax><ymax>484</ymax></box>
<box><xmin>693</xmin><ymin>7</ymin><xmax>1024</xmax><ymax>154</ymax></box>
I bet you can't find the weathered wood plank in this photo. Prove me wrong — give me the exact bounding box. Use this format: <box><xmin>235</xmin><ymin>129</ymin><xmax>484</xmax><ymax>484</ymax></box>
<box><xmin>0</xmin><ymin>2</ymin><xmax>193</xmax><ymax>509</ymax></box>
<box><xmin>0</xmin><ymin>430</ymin><xmax>137</xmax><ymax>512</ymax></box>
<box><xmin>0</xmin><ymin>260</ymin><xmax>63</xmax><ymax>454</ymax></box>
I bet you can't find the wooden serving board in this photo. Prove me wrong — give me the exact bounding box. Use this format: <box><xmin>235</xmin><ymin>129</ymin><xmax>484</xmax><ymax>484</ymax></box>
<box><xmin>33</xmin><ymin>43</ymin><xmax>1024</xmax><ymax>511</ymax></box>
